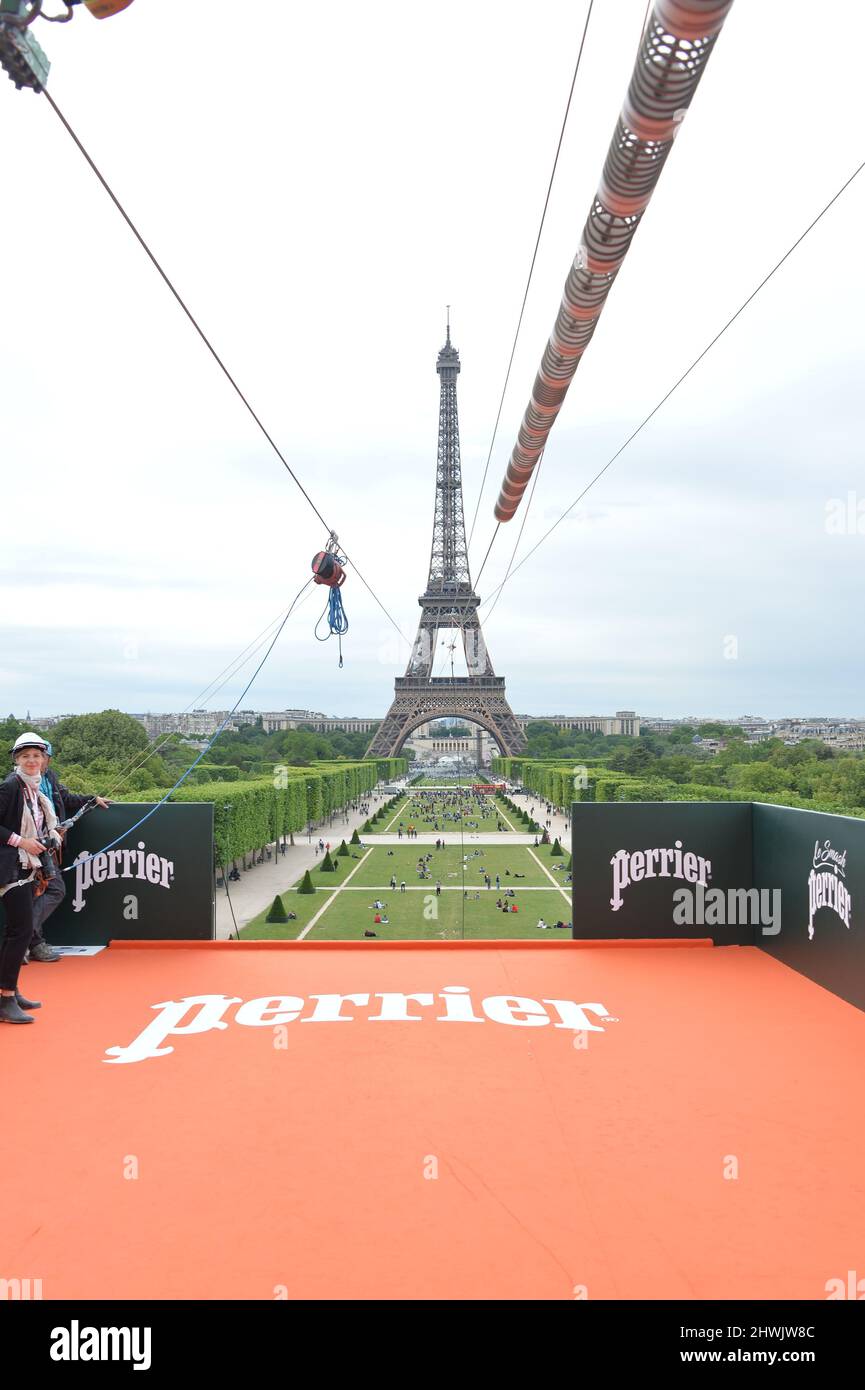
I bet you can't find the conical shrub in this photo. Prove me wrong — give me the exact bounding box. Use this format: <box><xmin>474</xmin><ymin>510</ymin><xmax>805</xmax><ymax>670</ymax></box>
<box><xmin>338</xmin><ymin>840</ymin><xmax>349</xmax><ymax>857</ymax></box>
<box><xmin>320</xmin><ymin>850</ymin><xmax>336</xmax><ymax>872</ymax></box>
<box><xmin>266</xmin><ymin>894</ymin><xmax>289</xmax><ymax>923</ymax></box>
<box><xmin>550</xmin><ymin>837</ymin><xmax>563</xmax><ymax>856</ymax></box>
<box><xmin>297</xmin><ymin>870</ymin><xmax>315</xmax><ymax>894</ymax></box>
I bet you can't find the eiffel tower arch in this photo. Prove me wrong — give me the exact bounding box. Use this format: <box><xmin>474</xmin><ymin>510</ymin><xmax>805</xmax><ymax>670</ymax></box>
<box><xmin>367</xmin><ymin>324</ymin><xmax>526</xmax><ymax>760</ymax></box>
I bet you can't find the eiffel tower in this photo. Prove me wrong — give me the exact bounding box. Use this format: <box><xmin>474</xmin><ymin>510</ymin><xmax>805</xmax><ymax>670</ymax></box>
<box><xmin>367</xmin><ymin>322</ymin><xmax>526</xmax><ymax>759</ymax></box>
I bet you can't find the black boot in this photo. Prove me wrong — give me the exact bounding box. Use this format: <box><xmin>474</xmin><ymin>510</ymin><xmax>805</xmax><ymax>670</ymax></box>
<box><xmin>0</xmin><ymin>995</ymin><xmax>35</xmax><ymax>1024</ymax></box>
<box><xmin>15</xmin><ymin>992</ymin><xmax>41</xmax><ymax>1010</ymax></box>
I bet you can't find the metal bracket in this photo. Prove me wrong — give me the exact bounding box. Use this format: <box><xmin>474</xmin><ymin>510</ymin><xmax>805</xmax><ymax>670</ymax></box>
<box><xmin>0</xmin><ymin>10</ymin><xmax>50</xmax><ymax>89</ymax></box>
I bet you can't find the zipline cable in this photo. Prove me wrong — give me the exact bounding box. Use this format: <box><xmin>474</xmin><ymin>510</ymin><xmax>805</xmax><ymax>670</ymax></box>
<box><xmin>41</xmin><ymin>90</ymin><xmax>330</xmax><ymax>533</ymax></box>
<box><xmin>466</xmin><ymin>0</ymin><xmax>595</xmax><ymax>556</ymax></box>
<box><xmin>62</xmin><ymin>577</ymin><xmax>313</xmax><ymax>873</ymax></box>
<box><xmin>41</xmin><ymin>89</ymin><xmax>411</xmax><ymax>651</ymax></box>
<box><xmin>483</xmin><ymin>449</ymin><xmax>545</xmax><ymax>626</ymax></box>
<box><xmin>426</xmin><ymin>525</ymin><xmax>501</xmax><ymax>684</ymax></box>
<box><xmin>494</xmin><ymin>0</ymin><xmax>736</xmax><ymax>523</ymax></box>
<box><xmin>480</xmin><ymin>156</ymin><xmax>865</xmax><ymax>614</ymax></box>
<box><xmin>105</xmin><ymin>590</ymin><xmax>318</xmax><ymax>795</ymax></box>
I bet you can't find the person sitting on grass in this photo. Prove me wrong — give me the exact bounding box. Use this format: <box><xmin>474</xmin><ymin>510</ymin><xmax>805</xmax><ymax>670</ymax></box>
<box><xmin>374</xmin><ymin>912</ymin><xmax>382</xmax><ymax>925</ymax></box>
<box><xmin>537</xmin><ymin>918</ymin><xmax>547</xmax><ymax>930</ymax></box>
<box><xmin>511</xmin><ymin>904</ymin><xmax>518</xmax><ymax>913</ymax></box>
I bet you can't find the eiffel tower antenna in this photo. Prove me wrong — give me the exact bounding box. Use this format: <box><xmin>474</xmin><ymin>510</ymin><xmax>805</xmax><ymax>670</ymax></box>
<box><xmin>367</xmin><ymin>328</ymin><xmax>526</xmax><ymax>758</ymax></box>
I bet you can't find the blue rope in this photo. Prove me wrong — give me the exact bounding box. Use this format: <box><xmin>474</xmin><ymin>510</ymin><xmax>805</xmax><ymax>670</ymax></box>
<box><xmin>328</xmin><ymin>586</ymin><xmax>348</xmax><ymax>637</ymax></box>
<box><xmin>314</xmin><ymin>563</ymin><xmax>349</xmax><ymax>666</ymax></box>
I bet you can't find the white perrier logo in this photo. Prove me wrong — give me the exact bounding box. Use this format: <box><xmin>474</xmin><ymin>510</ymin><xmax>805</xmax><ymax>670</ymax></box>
<box><xmin>71</xmin><ymin>841</ymin><xmax>175</xmax><ymax>912</ymax></box>
<box><xmin>808</xmin><ymin>839</ymin><xmax>851</xmax><ymax>941</ymax></box>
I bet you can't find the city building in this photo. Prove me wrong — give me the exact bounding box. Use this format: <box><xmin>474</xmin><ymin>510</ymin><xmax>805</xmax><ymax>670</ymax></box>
<box><xmin>517</xmin><ymin>711</ymin><xmax>641</xmax><ymax>737</ymax></box>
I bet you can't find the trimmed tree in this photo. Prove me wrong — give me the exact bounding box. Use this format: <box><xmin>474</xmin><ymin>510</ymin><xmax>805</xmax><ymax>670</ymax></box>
<box><xmin>297</xmin><ymin>870</ymin><xmax>315</xmax><ymax>894</ymax></box>
<box><xmin>540</xmin><ymin>827</ymin><xmax>551</xmax><ymax>845</ymax></box>
<box><xmin>550</xmin><ymin>837</ymin><xmax>563</xmax><ymax>856</ymax></box>
<box><xmin>337</xmin><ymin>839</ymin><xmax>349</xmax><ymax>857</ymax></box>
<box><xmin>266</xmin><ymin>894</ymin><xmax>289</xmax><ymax>923</ymax></box>
<box><xmin>350</xmin><ymin>827</ymin><xmax>361</xmax><ymax>845</ymax></box>
<box><xmin>320</xmin><ymin>850</ymin><xmax>336</xmax><ymax>872</ymax></box>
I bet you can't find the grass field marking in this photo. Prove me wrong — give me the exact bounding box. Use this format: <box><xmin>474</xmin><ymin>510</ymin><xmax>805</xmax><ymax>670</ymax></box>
<box><xmin>296</xmin><ymin>845</ymin><xmax>375</xmax><ymax>939</ymax></box>
<box><xmin>382</xmin><ymin>797</ymin><xmax>411</xmax><ymax>832</ymax></box>
<box><xmin>526</xmin><ymin>846</ymin><xmax>571</xmax><ymax>905</ymax></box>
<box><xmin>328</xmin><ymin>884</ymin><xmax>561</xmax><ymax>891</ymax></box>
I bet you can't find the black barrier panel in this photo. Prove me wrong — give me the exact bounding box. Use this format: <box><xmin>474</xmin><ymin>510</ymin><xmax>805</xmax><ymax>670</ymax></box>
<box><xmin>40</xmin><ymin>802</ymin><xmax>213</xmax><ymax>944</ymax></box>
<box><xmin>754</xmin><ymin>803</ymin><xmax>865</xmax><ymax>1012</ymax></box>
<box><xmin>571</xmin><ymin>802</ymin><xmax>755</xmax><ymax>943</ymax></box>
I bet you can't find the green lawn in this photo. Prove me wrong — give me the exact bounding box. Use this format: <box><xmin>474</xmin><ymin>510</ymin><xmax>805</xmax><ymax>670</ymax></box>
<box><xmin>238</xmin><ymin>887</ymin><xmax>334</xmax><ymax>939</ymax></box>
<box><xmin>367</xmin><ymin>790</ymin><xmax>516</xmax><ymax>834</ymax></box>
<box><xmin>238</xmin><ymin>843</ymin><xmax>572</xmax><ymax>940</ymax></box>
<box><xmin>347</xmin><ymin>844</ymin><xmax>565</xmax><ymax>889</ymax></box>
<box><xmin>236</xmin><ymin>846</ymin><xmax>366</xmax><ymax>938</ymax></box>
<box><xmin>303</xmin><ymin>887</ymin><xmax>571</xmax><ymax>941</ymax></box>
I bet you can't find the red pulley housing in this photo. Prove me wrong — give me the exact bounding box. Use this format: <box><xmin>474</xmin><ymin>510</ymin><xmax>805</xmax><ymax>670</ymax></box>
<box><xmin>312</xmin><ymin>551</ymin><xmax>346</xmax><ymax>587</ymax></box>
<box><xmin>83</xmin><ymin>0</ymin><xmax>137</xmax><ymax>16</ymax></box>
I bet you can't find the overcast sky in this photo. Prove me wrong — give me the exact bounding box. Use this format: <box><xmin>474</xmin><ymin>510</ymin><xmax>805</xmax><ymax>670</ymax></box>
<box><xmin>2</xmin><ymin>0</ymin><xmax>863</xmax><ymax>723</ymax></box>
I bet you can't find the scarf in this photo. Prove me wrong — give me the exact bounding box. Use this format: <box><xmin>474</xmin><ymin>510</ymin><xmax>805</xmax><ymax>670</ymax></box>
<box><xmin>14</xmin><ymin>767</ymin><xmax>60</xmax><ymax>870</ymax></box>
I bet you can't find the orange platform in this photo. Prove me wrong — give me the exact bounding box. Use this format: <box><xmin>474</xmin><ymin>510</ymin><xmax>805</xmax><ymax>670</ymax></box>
<box><xmin>5</xmin><ymin>940</ymin><xmax>864</xmax><ymax>1300</ymax></box>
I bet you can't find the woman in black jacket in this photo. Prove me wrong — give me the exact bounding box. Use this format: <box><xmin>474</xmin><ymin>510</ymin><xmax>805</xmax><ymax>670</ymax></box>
<box><xmin>0</xmin><ymin>735</ymin><xmax>59</xmax><ymax>1023</ymax></box>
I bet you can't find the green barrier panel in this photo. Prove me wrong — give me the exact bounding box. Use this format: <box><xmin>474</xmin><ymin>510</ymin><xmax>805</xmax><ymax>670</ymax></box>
<box><xmin>47</xmin><ymin>802</ymin><xmax>213</xmax><ymax>944</ymax></box>
<box><xmin>571</xmin><ymin>801</ymin><xmax>754</xmax><ymax>944</ymax></box>
<box><xmin>754</xmin><ymin>803</ymin><xmax>865</xmax><ymax>1012</ymax></box>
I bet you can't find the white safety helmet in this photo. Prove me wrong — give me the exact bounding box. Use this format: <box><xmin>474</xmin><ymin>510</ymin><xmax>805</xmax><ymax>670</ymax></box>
<box><xmin>10</xmin><ymin>732</ymin><xmax>49</xmax><ymax>757</ymax></box>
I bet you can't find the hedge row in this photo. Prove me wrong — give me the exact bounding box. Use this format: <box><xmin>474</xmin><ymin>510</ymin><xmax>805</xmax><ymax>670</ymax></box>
<box><xmin>186</xmin><ymin>763</ymin><xmax>242</xmax><ymax>784</ymax></box>
<box><xmin>494</xmin><ymin>757</ymin><xmax>865</xmax><ymax>820</ymax></box>
<box><xmin>114</xmin><ymin>758</ymin><xmax>406</xmax><ymax>863</ymax></box>
<box><xmin>493</xmin><ymin>759</ymin><xmax>589</xmax><ymax>811</ymax></box>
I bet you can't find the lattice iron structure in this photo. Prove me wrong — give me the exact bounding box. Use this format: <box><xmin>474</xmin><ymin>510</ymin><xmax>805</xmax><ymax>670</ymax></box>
<box><xmin>368</xmin><ymin>327</ymin><xmax>525</xmax><ymax>759</ymax></box>
<box><xmin>495</xmin><ymin>0</ymin><xmax>735</xmax><ymax>521</ymax></box>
